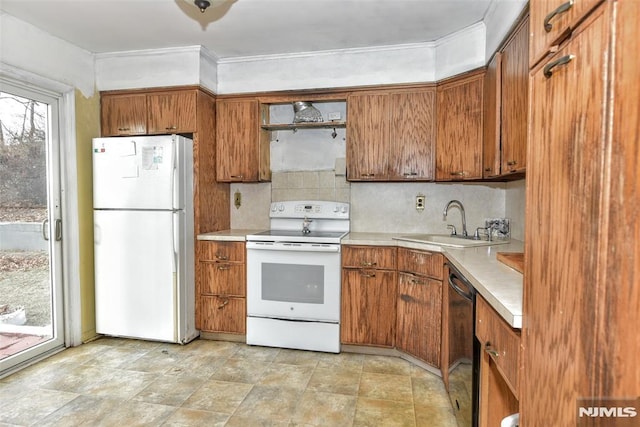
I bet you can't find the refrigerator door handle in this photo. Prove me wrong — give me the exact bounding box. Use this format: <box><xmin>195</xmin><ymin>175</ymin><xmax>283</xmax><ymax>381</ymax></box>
<box><xmin>172</xmin><ymin>211</ymin><xmax>179</xmax><ymax>274</ymax></box>
<box><xmin>171</xmin><ymin>137</ymin><xmax>178</xmax><ymax>210</ymax></box>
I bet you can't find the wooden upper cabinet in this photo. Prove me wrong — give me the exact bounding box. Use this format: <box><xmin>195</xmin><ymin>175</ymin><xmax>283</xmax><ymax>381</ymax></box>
<box><xmin>101</xmin><ymin>94</ymin><xmax>147</xmax><ymax>136</ymax></box>
<box><xmin>216</xmin><ymin>98</ymin><xmax>266</xmax><ymax>182</ymax></box>
<box><xmin>500</xmin><ymin>16</ymin><xmax>529</xmax><ymax>175</ymax></box>
<box><xmin>436</xmin><ymin>72</ymin><xmax>484</xmax><ymax>181</ymax></box>
<box><xmin>147</xmin><ymin>91</ymin><xmax>197</xmax><ymax>134</ymax></box>
<box><xmin>388</xmin><ymin>90</ymin><xmax>436</xmax><ymax>180</ymax></box>
<box><xmin>347</xmin><ymin>93</ymin><xmax>391</xmax><ymax>181</ymax></box>
<box><xmin>529</xmin><ymin>0</ymin><xmax>602</xmax><ymax>67</ymax></box>
<box><xmin>483</xmin><ymin>53</ymin><xmax>502</xmax><ymax>178</ymax></box>
<box><xmin>347</xmin><ymin>88</ymin><xmax>436</xmax><ymax>181</ymax></box>
<box><xmin>483</xmin><ymin>15</ymin><xmax>530</xmax><ymax>178</ymax></box>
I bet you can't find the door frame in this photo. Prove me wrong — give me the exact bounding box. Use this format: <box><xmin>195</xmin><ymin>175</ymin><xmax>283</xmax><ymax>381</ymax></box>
<box><xmin>1</xmin><ymin>66</ymin><xmax>82</xmax><ymax>373</ymax></box>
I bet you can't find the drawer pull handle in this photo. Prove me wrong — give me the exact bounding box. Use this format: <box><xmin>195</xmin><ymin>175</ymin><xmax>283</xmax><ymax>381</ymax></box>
<box><xmin>485</xmin><ymin>343</ymin><xmax>500</xmax><ymax>358</ymax></box>
<box><xmin>215</xmin><ymin>254</ymin><xmax>229</xmax><ymax>261</ymax></box>
<box><xmin>360</xmin><ymin>271</ymin><xmax>376</xmax><ymax>278</ymax></box>
<box><xmin>544</xmin><ymin>0</ymin><xmax>573</xmax><ymax>32</ymax></box>
<box><xmin>117</xmin><ymin>127</ymin><xmax>130</xmax><ymax>131</ymax></box>
<box><xmin>543</xmin><ymin>54</ymin><xmax>575</xmax><ymax>78</ymax></box>
<box><xmin>165</xmin><ymin>125</ymin><xmax>177</xmax><ymax>130</ymax></box>
<box><xmin>400</xmin><ymin>294</ymin><xmax>414</xmax><ymax>302</ymax></box>
<box><xmin>484</xmin><ymin>167</ymin><xmax>492</xmax><ymax>172</ymax></box>
<box><xmin>506</xmin><ymin>160</ymin><xmax>517</xmax><ymax>166</ymax></box>
<box><xmin>230</xmin><ymin>175</ymin><xmax>244</xmax><ymax>179</ymax></box>
<box><xmin>217</xmin><ymin>264</ymin><xmax>231</xmax><ymax>270</ymax></box>
<box><xmin>361</xmin><ymin>173</ymin><xmax>376</xmax><ymax>178</ymax></box>
<box><xmin>218</xmin><ymin>298</ymin><xmax>229</xmax><ymax>309</ymax></box>
<box><xmin>403</xmin><ymin>172</ymin><xmax>418</xmax><ymax>177</ymax></box>
<box><xmin>361</xmin><ymin>261</ymin><xmax>377</xmax><ymax>267</ymax></box>
<box><xmin>450</xmin><ymin>171</ymin><xmax>468</xmax><ymax>177</ymax></box>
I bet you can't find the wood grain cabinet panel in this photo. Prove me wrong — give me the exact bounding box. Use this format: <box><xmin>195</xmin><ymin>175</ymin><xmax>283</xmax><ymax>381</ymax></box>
<box><xmin>529</xmin><ymin>0</ymin><xmax>602</xmax><ymax>67</ymax></box>
<box><xmin>216</xmin><ymin>98</ymin><xmax>269</xmax><ymax>182</ymax></box>
<box><xmin>397</xmin><ymin>248</ymin><xmax>443</xmax><ymax>280</ymax></box>
<box><xmin>196</xmin><ymin>241</ymin><xmax>246</xmax><ymax>334</ymax></box>
<box><xmin>341</xmin><ymin>268</ymin><xmax>397</xmax><ymax>347</ymax></box>
<box><xmin>341</xmin><ymin>245</ymin><xmax>397</xmax><ymax>270</ymax></box>
<box><xmin>482</xmin><ymin>53</ymin><xmax>502</xmax><ymax>178</ymax></box>
<box><xmin>147</xmin><ymin>91</ymin><xmax>197</xmax><ymax>134</ymax></box>
<box><xmin>101</xmin><ymin>94</ymin><xmax>147</xmax><ymax>136</ymax></box>
<box><xmin>396</xmin><ymin>272</ymin><xmax>442</xmax><ymax>367</ymax></box>
<box><xmin>476</xmin><ymin>295</ymin><xmax>521</xmax><ymax>397</ymax></box>
<box><xmin>199</xmin><ymin>296</ymin><xmax>246</xmax><ymax>334</ymax></box>
<box><xmin>522</xmin><ymin>4</ymin><xmax>620</xmax><ymax>425</ymax></box>
<box><xmin>436</xmin><ymin>72</ymin><xmax>484</xmax><ymax>181</ymax></box>
<box><xmin>347</xmin><ymin>88</ymin><xmax>435</xmax><ymax>181</ymax></box>
<box><xmin>500</xmin><ymin>16</ymin><xmax>529</xmax><ymax>175</ymax></box>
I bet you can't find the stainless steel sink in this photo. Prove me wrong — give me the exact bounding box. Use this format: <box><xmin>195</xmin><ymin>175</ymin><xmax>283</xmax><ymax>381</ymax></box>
<box><xmin>393</xmin><ymin>234</ymin><xmax>509</xmax><ymax>248</ymax></box>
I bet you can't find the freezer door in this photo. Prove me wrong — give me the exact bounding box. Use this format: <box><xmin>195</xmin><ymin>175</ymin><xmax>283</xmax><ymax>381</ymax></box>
<box><xmin>93</xmin><ymin>135</ymin><xmax>179</xmax><ymax>210</ymax></box>
<box><xmin>94</xmin><ymin>209</ymin><xmax>181</xmax><ymax>342</ymax></box>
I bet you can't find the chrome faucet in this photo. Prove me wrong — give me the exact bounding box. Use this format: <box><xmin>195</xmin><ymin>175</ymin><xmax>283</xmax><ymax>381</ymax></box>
<box><xmin>443</xmin><ymin>200</ymin><xmax>468</xmax><ymax>237</ymax></box>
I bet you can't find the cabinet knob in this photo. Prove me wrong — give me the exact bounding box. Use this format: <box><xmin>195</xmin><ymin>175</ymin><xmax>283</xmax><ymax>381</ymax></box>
<box><xmin>484</xmin><ymin>167</ymin><xmax>492</xmax><ymax>172</ymax></box>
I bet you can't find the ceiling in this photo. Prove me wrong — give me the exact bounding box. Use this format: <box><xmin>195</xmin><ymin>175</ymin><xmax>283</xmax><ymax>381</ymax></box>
<box><xmin>0</xmin><ymin>0</ymin><xmax>496</xmax><ymax>59</ymax></box>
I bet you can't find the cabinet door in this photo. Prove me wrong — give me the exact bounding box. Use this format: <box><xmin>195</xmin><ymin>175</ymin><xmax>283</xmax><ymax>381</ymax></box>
<box><xmin>216</xmin><ymin>98</ymin><xmax>259</xmax><ymax>182</ymax></box>
<box><xmin>341</xmin><ymin>268</ymin><xmax>397</xmax><ymax>347</ymax></box>
<box><xmin>523</xmin><ymin>8</ymin><xmax>609</xmax><ymax>426</ymax></box>
<box><xmin>500</xmin><ymin>17</ymin><xmax>529</xmax><ymax>175</ymax></box>
<box><xmin>199</xmin><ymin>295</ymin><xmax>246</xmax><ymax>334</ymax></box>
<box><xmin>101</xmin><ymin>94</ymin><xmax>147</xmax><ymax>136</ymax></box>
<box><xmin>388</xmin><ymin>89</ymin><xmax>436</xmax><ymax>181</ymax></box>
<box><xmin>396</xmin><ymin>272</ymin><xmax>442</xmax><ymax>366</ymax></box>
<box><xmin>482</xmin><ymin>53</ymin><xmax>502</xmax><ymax>178</ymax></box>
<box><xmin>346</xmin><ymin>93</ymin><xmax>390</xmax><ymax>181</ymax></box>
<box><xmin>529</xmin><ymin>0</ymin><xmax>602</xmax><ymax>66</ymax></box>
<box><xmin>436</xmin><ymin>73</ymin><xmax>484</xmax><ymax>181</ymax></box>
<box><xmin>147</xmin><ymin>91</ymin><xmax>197</xmax><ymax>134</ymax></box>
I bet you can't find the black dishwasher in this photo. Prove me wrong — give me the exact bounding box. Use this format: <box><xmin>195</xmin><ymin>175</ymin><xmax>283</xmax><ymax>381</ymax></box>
<box><xmin>446</xmin><ymin>262</ymin><xmax>480</xmax><ymax>427</ymax></box>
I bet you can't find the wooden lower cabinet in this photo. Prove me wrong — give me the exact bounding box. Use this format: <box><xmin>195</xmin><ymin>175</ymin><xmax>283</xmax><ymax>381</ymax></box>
<box><xmin>341</xmin><ymin>246</ymin><xmax>397</xmax><ymax>347</ymax></box>
<box><xmin>341</xmin><ymin>269</ymin><xmax>397</xmax><ymax>347</ymax></box>
<box><xmin>199</xmin><ymin>296</ymin><xmax>245</xmax><ymax>334</ymax></box>
<box><xmin>196</xmin><ymin>241</ymin><xmax>246</xmax><ymax>334</ymax></box>
<box><xmin>476</xmin><ymin>295</ymin><xmax>520</xmax><ymax>426</ymax></box>
<box><xmin>396</xmin><ymin>272</ymin><xmax>442</xmax><ymax>366</ymax></box>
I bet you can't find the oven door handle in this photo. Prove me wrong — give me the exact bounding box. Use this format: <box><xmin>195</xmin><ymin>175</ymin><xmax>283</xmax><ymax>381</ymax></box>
<box><xmin>246</xmin><ymin>241</ymin><xmax>341</xmax><ymax>253</ymax></box>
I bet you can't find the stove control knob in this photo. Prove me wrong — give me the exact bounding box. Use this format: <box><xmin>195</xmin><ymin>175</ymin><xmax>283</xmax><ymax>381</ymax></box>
<box><xmin>271</xmin><ymin>204</ymin><xmax>277</xmax><ymax>212</ymax></box>
<box><xmin>341</xmin><ymin>206</ymin><xmax>348</xmax><ymax>214</ymax></box>
<box><xmin>333</xmin><ymin>205</ymin><xmax>340</xmax><ymax>213</ymax></box>
<box><xmin>277</xmin><ymin>203</ymin><xmax>285</xmax><ymax>212</ymax></box>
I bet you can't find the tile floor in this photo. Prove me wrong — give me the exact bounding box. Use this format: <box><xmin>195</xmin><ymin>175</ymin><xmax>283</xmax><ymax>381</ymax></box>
<box><xmin>0</xmin><ymin>337</ymin><xmax>458</xmax><ymax>426</ymax></box>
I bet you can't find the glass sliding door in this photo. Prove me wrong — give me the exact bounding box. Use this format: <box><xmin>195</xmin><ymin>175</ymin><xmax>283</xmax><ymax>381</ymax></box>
<box><xmin>0</xmin><ymin>82</ymin><xmax>65</xmax><ymax>375</ymax></box>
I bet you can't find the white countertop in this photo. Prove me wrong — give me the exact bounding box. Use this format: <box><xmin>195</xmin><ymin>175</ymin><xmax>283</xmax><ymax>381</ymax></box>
<box><xmin>198</xmin><ymin>230</ymin><xmax>524</xmax><ymax>329</ymax></box>
<box><xmin>197</xmin><ymin>229</ymin><xmax>266</xmax><ymax>242</ymax></box>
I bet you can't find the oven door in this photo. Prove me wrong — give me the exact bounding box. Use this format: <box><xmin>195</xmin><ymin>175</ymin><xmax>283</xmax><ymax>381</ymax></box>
<box><xmin>246</xmin><ymin>241</ymin><xmax>341</xmax><ymax>322</ymax></box>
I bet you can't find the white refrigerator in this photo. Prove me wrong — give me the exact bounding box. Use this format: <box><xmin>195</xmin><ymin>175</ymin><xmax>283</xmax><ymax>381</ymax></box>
<box><xmin>93</xmin><ymin>134</ymin><xmax>198</xmax><ymax>344</ymax></box>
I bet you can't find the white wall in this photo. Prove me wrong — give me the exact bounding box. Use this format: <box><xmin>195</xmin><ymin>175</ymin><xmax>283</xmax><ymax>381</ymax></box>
<box><xmin>0</xmin><ymin>13</ymin><xmax>95</xmax><ymax>97</ymax></box>
<box><xmin>505</xmin><ymin>179</ymin><xmax>526</xmax><ymax>241</ymax></box>
<box><xmin>483</xmin><ymin>0</ymin><xmax>528</xmax><ymax>63</ymax></box>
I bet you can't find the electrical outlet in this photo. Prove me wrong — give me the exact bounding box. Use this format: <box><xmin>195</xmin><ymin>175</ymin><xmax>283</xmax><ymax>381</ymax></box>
<box><xmin>234</xmin><ymin>190</ymin><xmax>242</xmax><ymax>209</ymax></box>
<box><xmin>416</xmin><ymin>195</ymin><xmax>426</xmax><ymax>211</ymax></box>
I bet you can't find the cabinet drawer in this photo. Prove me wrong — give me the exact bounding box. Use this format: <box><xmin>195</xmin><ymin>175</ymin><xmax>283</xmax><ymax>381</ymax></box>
<box><xmin>397</xmin><ymin>248</ymin><xmax>444</xmax><ymax>279</ymax></box>
<box><xmin>476</xmin><ymin>295</ymin><xmax>521</xmax><ymax>396</ymax></box>
<box><xmin>198</xmin><ymin>241</ymin><xmax>245</xmax><ymax>263</ymax></box>
<box><xmin>342</xmin><ymin>245</ymin><xmax>397</xmax><ymax>270</ymax></box>
<box><xmin>198</xmin><ymin>262</ymin><xmax>245</xmax><ymax>297</ymax></box>
<box><xmin>199</xmin><ymin>295</ymin><xmax>245</xmax><ymax>334</ymax></box>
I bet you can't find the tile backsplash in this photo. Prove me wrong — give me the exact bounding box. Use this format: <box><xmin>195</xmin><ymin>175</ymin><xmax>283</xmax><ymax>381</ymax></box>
<box><xmin>271</xmin><ymin>170</ymin><xmax>350</xmax><ymax>203</ymax></box>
